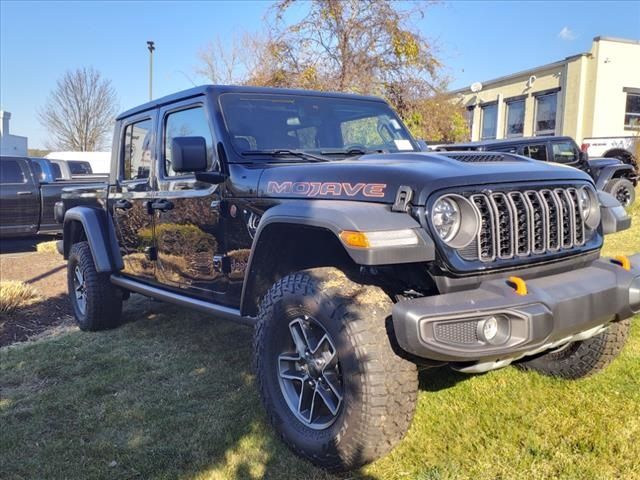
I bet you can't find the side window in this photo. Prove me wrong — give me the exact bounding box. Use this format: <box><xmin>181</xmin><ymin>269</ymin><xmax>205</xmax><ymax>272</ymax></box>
<box><xmin>164</xmin><ymin>106</ymin><xmax>214</xmax><ymax>176</ymax></box>
<box><xmin>551</xmin><ymin>142</ymin><xmax>578</xmax><ymax>164</ymax></box>
<box><xmin>68</xmin><ymin>161</ymin><xmax>93</xmax><ymax>174</ymax></box>
<box><xmin>31</xmin><ymin>161</ymin><xmax>45</xmax><ymax>182</ymax></box>
<box><xmin>1</xmin><ymin>160</ymin><xmax>27</xmax><ymax>184</ymax></box>
<box><xmin>50</xmin><ymin>163</ymin><xmax>62</xmax><ymax>180</ymax></box>
<box><xmin>122</xmin><ymin>119</ymin><xmax>153</xmax><ymax>181</ymax></box>
<box><xmin>522</xmin><ymin>144</ymin><xmax>548</xmax><ymax>161</ymax></box>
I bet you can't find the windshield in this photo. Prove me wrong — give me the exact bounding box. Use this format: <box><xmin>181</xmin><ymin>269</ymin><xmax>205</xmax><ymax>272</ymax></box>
<box><xmin>219</xmin><ymin>93</ymin><xmax>417</xmax><ymax>160</ymax></box>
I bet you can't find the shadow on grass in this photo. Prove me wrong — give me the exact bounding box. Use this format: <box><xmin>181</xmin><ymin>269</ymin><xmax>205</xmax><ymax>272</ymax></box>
<box><xmin>418</xmin><ymin>365</ymin><xmax>471</xmax><ymax>392</ymax></box>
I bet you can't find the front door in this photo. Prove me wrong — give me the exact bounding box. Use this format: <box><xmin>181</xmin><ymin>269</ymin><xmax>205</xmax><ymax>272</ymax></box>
<box><xmin>0</xmin><ymin>158</ymin><xmax>39</xmax><ymax>236</ymax></box>
<box><xmin>153</xmin><ymin>101</ymin><xmax>229</xmax><ymax>304</ymax></box>
<box><xmin>110</xmin><ymin>113</ymin><xmax>158</xmax><ymax>281</ymax></box>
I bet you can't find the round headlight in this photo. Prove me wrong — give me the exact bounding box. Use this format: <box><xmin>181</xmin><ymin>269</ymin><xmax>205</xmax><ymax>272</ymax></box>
<box><xmin>579</xmin><ymin>187</ymin><xmax>592</xmax><ymax>219</ymax></box>
<box><xmin>432</xmin><ymin>197</ymin><xmax>461</xmax><ymax>242</ymax></box>
<box><xmin>431</xmin><ymin>194</ymin><xmax>481</xmax><ymax>248</ymax></box>
<box><xmin>579</xmin><ymin>186</ymin><xmax>600</xmax><ymax>230</ymax></box>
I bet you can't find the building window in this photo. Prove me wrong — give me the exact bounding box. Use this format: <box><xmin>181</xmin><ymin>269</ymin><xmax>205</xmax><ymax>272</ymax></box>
<box><xmin>624</xmin><ymin>92</ymin><xmax>640</xmax><ymax>129</ymax></box>
<box><xmin>481</xmin><ymin>103</ymin><xmax>497</xmax><ymax>140</ymax></box>
<box><xmin>505</xmin><ymin>99</ymin><xmax>525</xmax><ymax>138</ymax></box>
<box><xmin>534</xmin><ymin>92</ymin><xmax>557</xmax><ymax>136</ymax></box>
<box><xmin>465</xmin><ymin>106</ymin><xmax>474</xmax><ymax>136</ymax></box>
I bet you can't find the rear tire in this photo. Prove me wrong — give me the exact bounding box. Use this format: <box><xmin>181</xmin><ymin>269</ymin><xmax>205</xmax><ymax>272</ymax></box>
<box><xmin>254</xmin><ymin>267</ymin><xmax>418</xmax><ymax>471</ymax></box>
<box><xmin>604</xmin><ymin>177</ymin><xmax>636</xmax><ymax>208</ymax></box>
<box><xmin>518</xmin><ymin>319</ymin><xmax>630</xmax><ymax>379</ymax></box>
<box><xmin>67</xmin><ymin>241</ymin><xmax>122</xmax><ymax>331</ymax></box>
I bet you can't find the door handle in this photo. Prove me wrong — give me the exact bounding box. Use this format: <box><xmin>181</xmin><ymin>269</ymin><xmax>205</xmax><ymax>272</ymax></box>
<box><xmin>150</xmin><ymin>199</ymin><xmax>174</xmax><ymax>212</ymax></box>
<box><xmin>17</xmin><ymin>191</ymin><xmax>33</xmax><ymax>196</ymax></box>
<box><xmin>114</xmin><ymin>199</ymin><xmax>133</xmax><ymax>210</ymax></box>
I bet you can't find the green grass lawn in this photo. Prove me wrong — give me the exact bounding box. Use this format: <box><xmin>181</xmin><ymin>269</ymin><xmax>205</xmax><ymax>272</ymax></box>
<box><xmin>2</xmin><ymin>192</ymin><xmax>639</xmax><ymax>480</ymax></box>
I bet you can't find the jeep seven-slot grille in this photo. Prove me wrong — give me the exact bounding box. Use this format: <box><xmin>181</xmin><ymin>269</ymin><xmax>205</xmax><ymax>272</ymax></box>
<box><xmin>459</xmin><ymin>187</ymin><xmax>588</xmax><ymax>263</ymax></box>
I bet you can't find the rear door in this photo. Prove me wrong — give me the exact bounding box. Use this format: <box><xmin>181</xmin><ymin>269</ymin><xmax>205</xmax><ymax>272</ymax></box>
<box><xmin>109</xmin><ymin>112</ymin><xmax>158</xmax><ymax>281</ymax></box>
<box><xmin>0</xmin><ymin>157</ymin><xmax>39</xmax><ymax>236</ymax></box>
<box><xmin>153</xmin><ymin>99</ymin><xmax>229</xmax><ymax>303</ymax></box>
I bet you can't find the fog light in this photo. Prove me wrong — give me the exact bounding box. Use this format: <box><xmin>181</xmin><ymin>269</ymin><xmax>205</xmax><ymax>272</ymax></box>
<box><xmin>477</xmin><ymin>315</ymin><xmax>510</xmax><ymax>345</ymax></box>
<box><xmin>482</xmin><ymin>316</ymin><xmax>499</xmax><ymax>341</ymax></box>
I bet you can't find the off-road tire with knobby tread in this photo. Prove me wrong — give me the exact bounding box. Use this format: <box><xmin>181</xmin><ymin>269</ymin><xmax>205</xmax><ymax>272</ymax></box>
<box><xmin>518</xmin><ymin>319</ymin><xmax>630</xmax><ymax>379</ymax></box>
<box><xmin>254</xmin><ymin>267</ymin><xmax>418</xmax><ymax>472</ymax></box>
<box><xmin>67</xmin><ymin>241</ymin><xmax>123</xmax><ymax>331</ymax></box>
<box><xmin>604</xmin><ymin>177</ymin><xmax>636</xmax><ymax>208</ymax></box>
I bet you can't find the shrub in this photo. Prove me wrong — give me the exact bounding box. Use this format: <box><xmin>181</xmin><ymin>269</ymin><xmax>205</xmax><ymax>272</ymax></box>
<box><xmin>36</xmin><ymin>241</ymin><xmax>59</xmax><ymax>254</ymax></box>
<box><xmin>0</xmin><ymin>281</ymin><xmax>39</xmax><ymax>314</ymax></box>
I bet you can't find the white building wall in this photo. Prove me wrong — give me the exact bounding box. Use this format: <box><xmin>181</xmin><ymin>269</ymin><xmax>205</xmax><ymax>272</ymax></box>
<box><xmin>0</xmin><ymin>111</ymin><xmax>28</xmax><ymax>156</ymax></box>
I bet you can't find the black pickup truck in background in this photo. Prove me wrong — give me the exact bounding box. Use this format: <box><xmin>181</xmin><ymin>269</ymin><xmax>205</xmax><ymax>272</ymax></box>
<box><xmin>0</xmin><ymin>156</ymin><xmax>106</xmax><ymax>238</ymax></box>
<box><xmin>433</xmin><ymin>136</ymin><xmax>637</xmax><ymax>207</ymax></box>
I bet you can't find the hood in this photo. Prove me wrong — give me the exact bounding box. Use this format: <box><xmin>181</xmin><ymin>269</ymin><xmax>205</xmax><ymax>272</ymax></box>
<box><xmin>257</xmin><ymin>152</ymin><xmax>593</xmax><ymax>205</ymax></box>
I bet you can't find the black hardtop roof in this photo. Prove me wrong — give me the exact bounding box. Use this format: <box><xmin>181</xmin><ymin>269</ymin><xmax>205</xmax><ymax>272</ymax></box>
<box><xmin>441</xmin><ymin>136</ymin><xmax>576</xmax><ymax>149</ymax></box>
<box><xmin>116</xmin><ymin>85</ymin><xmax>387</xmax><ymax>121</ymax></box>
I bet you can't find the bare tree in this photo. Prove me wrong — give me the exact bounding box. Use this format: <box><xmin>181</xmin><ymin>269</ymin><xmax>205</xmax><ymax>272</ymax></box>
<box><xmin>196</xmin><ymin>34</ymin><xmax>260</xmax><ymax>85</ymax></box>
<box><xmin>38</xmin><ymin>67</ymin><xmax>118</xmax><ymax>151</ymax></box>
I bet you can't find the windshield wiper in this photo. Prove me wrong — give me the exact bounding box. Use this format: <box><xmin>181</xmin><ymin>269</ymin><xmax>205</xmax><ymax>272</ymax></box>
<box><xmin>241</xmin><ymin>149</ymin><xmax>329</xmax><ymax>162</ymax></box>
<box><xmin>320</xmin><ymin>148</ymin><xmax>384</xmax><ymax>157</ymax></box>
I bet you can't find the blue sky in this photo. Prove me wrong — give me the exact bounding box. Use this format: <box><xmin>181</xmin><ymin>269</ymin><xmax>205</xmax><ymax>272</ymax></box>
<box><xmin>1</xmin><ymin>0</ymin><xmax>639</xmax><ymax>149</ymax></box>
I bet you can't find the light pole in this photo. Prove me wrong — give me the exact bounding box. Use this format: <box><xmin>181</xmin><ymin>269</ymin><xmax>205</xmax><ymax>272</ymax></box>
<box><xmin>147</xmin><ymin>41</ymin><xmax>155</xmax><ymax>101</ymax></box>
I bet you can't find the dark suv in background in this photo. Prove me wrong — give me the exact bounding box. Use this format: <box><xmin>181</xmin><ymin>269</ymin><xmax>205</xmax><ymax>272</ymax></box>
<box><xmin>434</xmin><ymin>136</ymin><xmax>637</xmax><ymax>207</ymax></box>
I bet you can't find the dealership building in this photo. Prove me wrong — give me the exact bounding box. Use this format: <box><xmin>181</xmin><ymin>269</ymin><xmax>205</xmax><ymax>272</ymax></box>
<box><xmin>451</xmin><ymin>37</ymin><xmax>640</xmax><ymax>146</ymax></box>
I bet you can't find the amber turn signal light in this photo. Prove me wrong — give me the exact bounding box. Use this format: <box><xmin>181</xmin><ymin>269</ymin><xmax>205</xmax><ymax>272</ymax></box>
<box><xmin>339</xmin><ymin>231</ymin><xmax>370</xmax><ymax>248</ymax></box>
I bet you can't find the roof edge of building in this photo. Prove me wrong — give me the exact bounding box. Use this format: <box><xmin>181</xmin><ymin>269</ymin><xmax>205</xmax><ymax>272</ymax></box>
<box><xmin>593</xmin><ymin>36</ymin><xmax>640</xmax><ymax>45</ymax></box>
<box><xmin>448</xmin><ymin>35</ymin><xmax>639</xmax><ymax>96</ymax></box>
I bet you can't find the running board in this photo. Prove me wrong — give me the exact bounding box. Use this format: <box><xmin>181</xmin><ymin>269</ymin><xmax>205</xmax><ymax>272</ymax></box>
<box><xmin>110</xmin><ymin>275</ymin><xmax>255</xmax><ymax>326</ymax></box>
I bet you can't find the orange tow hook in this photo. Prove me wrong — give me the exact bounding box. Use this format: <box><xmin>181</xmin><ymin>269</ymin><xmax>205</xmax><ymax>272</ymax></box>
<box><xmin>507</xmin><ymin>276</ymin><xmax>528</xmax><ymax>296</ymax></box>
<box><xmin>612</xmin><ymin>255</ymin><xmax>631</xmax><ymax>271</ymax></box>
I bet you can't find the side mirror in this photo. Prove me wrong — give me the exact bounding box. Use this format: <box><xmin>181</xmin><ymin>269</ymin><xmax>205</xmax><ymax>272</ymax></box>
<box><xmin>579</xmin><ymin>151</ymin><xmax>589</xmax><ymax>163</ymax></box>
<box><xmin>171</xmin><ymin>136</ymin><xmax>208</xmax><ymax>173</ymax></box>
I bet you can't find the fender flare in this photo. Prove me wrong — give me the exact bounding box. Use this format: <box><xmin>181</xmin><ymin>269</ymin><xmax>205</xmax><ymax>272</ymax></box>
<box><xmin>594</xmin><ymin>164</ymin><xmax>634</xmax><ymax>190</ymax></box>
<box><xmin>63</xmin><ymin>206</ymin><xmax>124</xmax><ymax>272</ymax></box>
<box><xmin>239</xmin><ymin>200</ymin><xmax>435</xmax><ymax>315</ymax></box>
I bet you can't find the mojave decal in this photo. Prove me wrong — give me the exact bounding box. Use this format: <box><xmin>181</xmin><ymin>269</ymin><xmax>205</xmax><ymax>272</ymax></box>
<box><xmin>266</xmin><ymin>181</ymin><xmax>387</xmax><ymax>198</ymax></box>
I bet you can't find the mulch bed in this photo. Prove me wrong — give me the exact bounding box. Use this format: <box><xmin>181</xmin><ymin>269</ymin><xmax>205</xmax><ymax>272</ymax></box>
<box><xmin>0</xmin><ymin>250</ymin><xmax>72</xmax><ymax>347</ymax></box>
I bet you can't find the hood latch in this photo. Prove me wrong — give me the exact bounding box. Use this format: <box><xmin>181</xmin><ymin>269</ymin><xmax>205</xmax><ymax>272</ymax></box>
<box><xmin>392</xmin><ymin>185</ymin><xmax>413</xmax><ymax>212</ymax></box>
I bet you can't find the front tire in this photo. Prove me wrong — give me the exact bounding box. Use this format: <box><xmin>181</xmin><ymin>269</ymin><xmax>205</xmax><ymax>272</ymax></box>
<box><xmin>604</xmin><ymin>177</ymin><xmax>636</xmax><ymax>208</ymax></box>
<box><xmin>67</xmin><ymin>241</ymin><xmax>122</xmax><ymax>331</ymax></box>
<box><xmin>254</xmin><ymin>268</ymin><xmax>418</xmax><ymax>471</ymax></box>
<box><xmin>518</xmin><ymin>319</ymin><xmax>631</xmax><ymax>379</ymax></box>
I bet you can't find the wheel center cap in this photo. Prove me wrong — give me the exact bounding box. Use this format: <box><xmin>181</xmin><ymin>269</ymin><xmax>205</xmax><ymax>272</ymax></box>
<box><xmin>304</xmin><ymin>356</ymin><xmax>323</xmax><ymax>379</ymax></box>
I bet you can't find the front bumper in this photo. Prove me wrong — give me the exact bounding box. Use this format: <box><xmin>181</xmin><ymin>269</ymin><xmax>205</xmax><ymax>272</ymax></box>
<box><xmin>393</xmin><ymin>254</ymin><xmax>640</xmax><ymax>371</ymax></box>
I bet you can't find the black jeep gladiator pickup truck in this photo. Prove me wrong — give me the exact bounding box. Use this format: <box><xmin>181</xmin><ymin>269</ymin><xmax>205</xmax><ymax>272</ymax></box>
<box><xmin>58</xmin><ymin>85</ymin><xmax>640</xmax><ymax>472</ymax></box>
